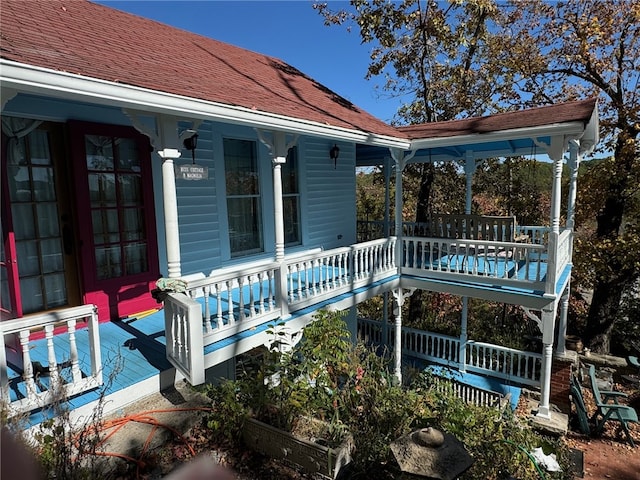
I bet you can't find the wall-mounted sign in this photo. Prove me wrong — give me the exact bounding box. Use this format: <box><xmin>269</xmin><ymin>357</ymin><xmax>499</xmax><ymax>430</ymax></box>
<box><xmin>175</xmin><ymin>164</ymin><xmax>208</xmax><ymax>181</ymax></box>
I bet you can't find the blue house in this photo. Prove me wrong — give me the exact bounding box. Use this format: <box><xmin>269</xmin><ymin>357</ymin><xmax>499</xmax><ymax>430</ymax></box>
<box><xmin>1</xmin><ymin>0</ymin><xmax>599</xmax><ymax>428</ymax></box>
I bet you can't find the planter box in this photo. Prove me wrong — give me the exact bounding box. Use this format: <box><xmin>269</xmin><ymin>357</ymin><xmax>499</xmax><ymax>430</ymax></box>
<box><xmin>242</xmin><ymin>418</ymin><xmax>351</xmax><ymax>479</ymax></box>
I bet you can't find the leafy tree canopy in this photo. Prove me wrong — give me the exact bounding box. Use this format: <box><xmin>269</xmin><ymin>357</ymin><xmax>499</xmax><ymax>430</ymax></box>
<box><xmin>318</xmin><ymin>0</ymin><xmax>640</xmax><ymax>353</ymax></box>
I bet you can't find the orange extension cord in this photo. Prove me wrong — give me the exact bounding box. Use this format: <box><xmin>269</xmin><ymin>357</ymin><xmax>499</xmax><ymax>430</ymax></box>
<box><xmin>73</xmin><ymin>406</ymin><xmax>213</xmax><ymax>478</ymax></box>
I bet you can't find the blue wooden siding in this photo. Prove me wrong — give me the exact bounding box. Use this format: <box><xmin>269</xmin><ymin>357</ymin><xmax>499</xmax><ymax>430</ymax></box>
<box><xmin>302</xmin><ymin>138</ymin><xmax>357</xmax><ymax>250</ymax></box>
<box><xmin>174</xmin><ymin>121</ymin><xmax>222</xmax><ymax>276</ymax></box>
<box><xmin>2</xmin><ymin>95</ymin><xmax>358</xmax><ymax>278</ymax></box>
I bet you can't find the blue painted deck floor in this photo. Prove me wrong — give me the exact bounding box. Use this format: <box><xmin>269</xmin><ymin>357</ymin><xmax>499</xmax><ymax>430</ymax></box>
<box><xmin>8</xmin><ymin>309</ymin><xmax>170</xmax><ymax>425</ymax></box>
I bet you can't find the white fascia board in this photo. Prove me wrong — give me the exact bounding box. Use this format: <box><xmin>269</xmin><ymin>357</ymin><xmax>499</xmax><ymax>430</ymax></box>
<box><xmin>0</xmin><ymin>60</ymin><xmax>410</xmax><ymax>149</ymax></box>
<box><xmin>408</xmin><ymin>122</ymin><xmax>587</xmax><ymax>151</ymax></box>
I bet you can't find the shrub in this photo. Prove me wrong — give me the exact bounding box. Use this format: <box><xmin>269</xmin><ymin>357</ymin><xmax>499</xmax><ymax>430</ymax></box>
<box><xmin>204</xmin><ymin>309</ymin><xmax>573</xmax><ymax>479</ymax></box>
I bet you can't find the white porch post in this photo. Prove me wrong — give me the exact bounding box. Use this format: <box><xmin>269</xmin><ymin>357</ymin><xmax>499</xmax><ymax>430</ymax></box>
<box><xmin>271</xmin><ymin>132</ymin><xmax>287</xmax><ymax>262</ymax></box>
<box><xmin>157</xmin><ymin>116</ymin><xmax>183</xmax><ymax>278</ymax></box>
<box><xmin>384</xmin><ymin>157</ymin><xmax>391</xmax><ymax>237</ymax></box>
<box><xmin>464</xmin><ymin>151</ymin><xmax>475</xmax><ymax>215</ymax></box>
<box><xmin>538</xmin><ymin>302</ymin><xmax>558</xmax><ymax>419</ymax></box>
<box><xmin>556</xmin><ymin>282</ymin><xmax>570</xmax><ymax>355</ymax></box>
<box><xmin>158</xmin><ymin>149</ymin><xmax>182</xmax><ymax>278</ymax></box>
<box><xmin>555</xmin><ymin>141</ymin><xmax>580</xmax><ymax>355</ymax></box>
<box><xmin>257</xmin><ymin>130</ymin><xmax>297</xmax><ymax>318</ymax></box>
<box><xmin>389</xmin><ymin>148</ymin><xmax>415</xmax><ymax>268</ymax></box>
<box><xmin>391</xmin><ymin>288</ymin><xmax>414</xmax><ymax>384</ymax></box>
<box><xmin>460</xmin><ymin>298</ymin><xmax>468</xmax><ymax>372</ymax></box>
<box><xmin>566</xmin><ymin>141</ymin><xmax>580</xmax><ymax>231</ymax></box>
<box><xmin>549</xmin><ymin>136</ymin><xmax>565</xmax><ymax>235</ymax></box>
<box><xmin>459</xmin><ymin>152</ymin><xmax>475</xmax><ymax>372</ymax></box>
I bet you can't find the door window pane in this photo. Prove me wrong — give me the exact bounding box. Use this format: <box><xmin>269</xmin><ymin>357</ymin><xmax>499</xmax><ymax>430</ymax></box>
<box><xmin>96</xmin><ymin>245</ymin><xmax>122</xmax><ymax>280</ymax></box>
<box><xmin>85</xmin><ymin>134</ymin><xmax>149</xmax><ymax>279</ymax></box>
<box><xmin>124</xmin><ymin>242</ymin><xmax>148</xmax><ymax>275</ymax></box>
<box><xmin>117</xmin><ymin>138</ymin><xmax>140</xmax><ymax>171</ymax></box>
<box><xmin>36</xmin><ymin>203</ymin><xmax>60</xmax><ymax>237</ymax></box>
<box><xmin>20</xmin><ymin>277</ymin><xmax>43</xmax><ymax>313</ymax></box>
<box><xmin>28</xmin><ymin>129</ymin><xmax>52</xmax><ymax>165</ymax></box>
<box><xmin>85</xmin><ymin>135</ymin><xmax>114</xmax><ymax>170</ymax></box>
<box><xmin>32</xmin><ymin>167</ymin><xmax>55</xmax><ymax>201</ymax></box>
<box><xmin>122</xmin><ymin>209</ymin><xmax>145</xmax><ymax>241</ymax></box>
<box><xmin>119</xmin><ymin>174</ymin><xmax>142</xmax><ymax>206</ymax></box>
<box><xmin>44</xmin><ymin>273</ymin><xmax>66</xmax><ymax>308</ymax></box>
<box><xmin>11</xmin><ymin>204</ymin><xmax>35</xmax><ymax>240</ymax></box>
<box><xmin>92</xmin><ymin>209</ymin><xmax>121</xmax><ymax>245</ymax></box>
<box><xmin>16</xmin><ymin>240</ymin><xmax>39</xmax><ymax>276</ymax></box>
<box><xmin>89</xmin><ymin>173</ymin><xmax>117</xmax><ymax>207</ymax></box>
<box><xmin>41</xmin><ymin>238</ymin><xmax>64</xmax><ymax>273</ymax></box>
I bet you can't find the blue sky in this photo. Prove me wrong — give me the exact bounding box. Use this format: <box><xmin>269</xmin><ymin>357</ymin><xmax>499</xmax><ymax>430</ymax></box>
<box><xmin>97</xmin><ymin>0</ymin><xmax>403</xmax><ymax>123</ymax></box>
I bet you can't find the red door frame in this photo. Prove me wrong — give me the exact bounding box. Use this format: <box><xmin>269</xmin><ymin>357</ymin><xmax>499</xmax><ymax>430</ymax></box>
<box><xmin>69</xmin><ymin>121</ymin><xmax>160</xmax><ymax>322</ymax></box>
<box><xmin>0</xmin><ymin>134</ymin><xmax>21</xmax><ymax>318</ymax></box>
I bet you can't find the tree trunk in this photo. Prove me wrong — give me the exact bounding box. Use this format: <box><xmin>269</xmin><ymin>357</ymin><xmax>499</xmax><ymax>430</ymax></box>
<box><xmin>583</xmin><ymin>126</ymin><xmax>638</xmax><ymax>353</ymax></box>
<box><xmin>409</xmin><ymin>164</ymin><xmax>436</xmax><ymax>321</ymax></box>
<box><xmin>583</xmin><ymin>281</ymin><xmax>624</xmax><ymax>353</ymax></box>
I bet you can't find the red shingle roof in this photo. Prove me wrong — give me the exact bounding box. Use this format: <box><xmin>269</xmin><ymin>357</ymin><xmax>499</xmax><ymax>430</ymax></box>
<box><xmin>397</xmin><ymin>98</ymin><xmax>597</xmax><ymax>139</ymax></box>
<box><xmin>0</xmin><ymin>1</ymin><xmax>598</xmax><ymax>144</ymax></box>
<box><xmin>0</xmin><ymin>0</ymin><xmax>400</xmax><ymax>137</ymax></box>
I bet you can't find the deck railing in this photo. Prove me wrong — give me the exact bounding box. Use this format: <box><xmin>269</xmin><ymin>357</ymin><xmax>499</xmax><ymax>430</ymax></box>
<box><xmin>165</xmin><ymin>226</ymin><xmax>560</xmax><ymax>384</ymax></box>
<box><xmin>164</xmin><ymin>238</ymin><xmax>397</xmax><ymax>383</ymax></box>
<box><xmin>0</xmin><ymin>305</ymin><xmax>102</xmax><ymax>416</ymax></box>
<box><xmin>400</xmin><ymin>236</ymin><xmax>548</xmax><ymax>287</ymax></box>
<box><xmin>357</xmin><ymin>318</ymin><xmax>542</xmax><ymax>387</ymax></box>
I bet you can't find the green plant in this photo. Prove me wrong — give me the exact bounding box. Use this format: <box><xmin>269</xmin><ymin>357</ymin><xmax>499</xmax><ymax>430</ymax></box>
<box><xmin>205</xmin><ymin>309</ymin><xmax>575</xmax><ymax>479</ymax></box>
<box><xmin>4</xmin><ymin>350</ymin><xmax>126</xmax><ymax>480</ymax></box>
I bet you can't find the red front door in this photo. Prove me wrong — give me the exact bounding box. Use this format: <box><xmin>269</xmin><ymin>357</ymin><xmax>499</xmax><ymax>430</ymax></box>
<box><xmin>70</xmin><ymin>121</ymin><xmax>159</xmax><ymax>321</ymax></box>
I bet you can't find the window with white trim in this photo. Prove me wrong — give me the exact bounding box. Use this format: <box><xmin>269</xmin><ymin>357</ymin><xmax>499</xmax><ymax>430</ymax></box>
<box><xmin>224</xmin><ymin>138</ymin><xmax>263</xmax><ymax>257</ymax></box>
<box><xmin>282</xmin><ymin>146</ymin><xmax>301</xmax><ymax>246</ymax></box>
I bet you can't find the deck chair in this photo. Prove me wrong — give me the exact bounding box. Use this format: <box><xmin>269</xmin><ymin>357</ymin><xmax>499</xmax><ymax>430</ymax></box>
<box><xmin>587</xmin><ymin>364</ymin><xmax>638</xmax><ymax>447</ymax></box>
<box><xmin>570</xmin><ymin>375</ymin><xmax>591</xmax><ymax>435</ymax></box>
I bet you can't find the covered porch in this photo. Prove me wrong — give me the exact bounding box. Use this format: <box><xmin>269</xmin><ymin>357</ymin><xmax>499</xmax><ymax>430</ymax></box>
<box><xmin>3</xmin><ymin>231</ymin><xmax>563</xmax><ymax>424</ymax></box>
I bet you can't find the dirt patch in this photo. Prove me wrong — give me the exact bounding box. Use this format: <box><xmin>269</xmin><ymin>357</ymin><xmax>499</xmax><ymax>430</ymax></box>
<box><xmin>565</xmin><ymin>381</ymin><xmax>640</xmax><ymax>480</ymax></box>
<box><xmin>566</xmin><ymin>434</ymin><xmax>640</xmax><ymax>480</ymax></box>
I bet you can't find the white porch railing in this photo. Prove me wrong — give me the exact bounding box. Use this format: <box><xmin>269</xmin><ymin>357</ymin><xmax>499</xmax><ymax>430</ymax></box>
<box><xmin>165</xmin><ymin>230</ymin><xmax>559</xmax><ymax>385</ymax></box>
<box><xmin>430</xmin><ymin>375</ymin><xmax>511</xmax><ymax>409</ymax></box>
<box><xmin>400</xmin><ymin>236</ymin><xmax>548</xmax><ymax>288</ymax></box>
<box><xmin>357</xmin><ymin>318</ymin><xmax>542</xmax><ymax>387</ymax></box>
<box><xmin>465</xmin><ymin>341</ymin><xmax>542</xmax><ymax>386</ymax></box>
<box><xmin>164</xmin><ymin>238</ymin><xmax>397</xmax><ymax>383</ymax></box>
<box><xmin>0</xmin><ymin>305</ymin><xmax>102</xmax><ymax>416</ymax></box>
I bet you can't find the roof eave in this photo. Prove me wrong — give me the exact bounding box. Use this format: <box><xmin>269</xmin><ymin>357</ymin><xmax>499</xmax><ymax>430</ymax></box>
<box><xmin>408</xmin><ymin>122</ymin><xmax>588</xmax><ymax>152</ymax></box>
<box><xmin>0</xmin><ymin>60</ymin><xmax>410</xmax><ymax>149</ymax></box>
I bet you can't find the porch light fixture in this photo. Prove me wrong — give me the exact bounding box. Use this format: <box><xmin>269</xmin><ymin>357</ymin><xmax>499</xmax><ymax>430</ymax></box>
<box><xmin>330</xmin><ymin>143</ymin><xmax>340</xmax><ymax>169</ymax></box>
<box><xmin>183</xmin><ymin>131</ymin><xmax>198</xmax><ymax>164</ymax></box>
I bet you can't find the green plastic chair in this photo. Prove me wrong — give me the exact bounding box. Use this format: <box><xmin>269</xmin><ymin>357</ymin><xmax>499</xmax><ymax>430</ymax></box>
<box><xmin>570</xmin><ymin>376</ymin><xmax>591</xmax><ymax>435</ymax></box>
<box><xmin>587</xmin><ymin>365</ymin><xmax>638</xmax><ymax>447</ymax></box>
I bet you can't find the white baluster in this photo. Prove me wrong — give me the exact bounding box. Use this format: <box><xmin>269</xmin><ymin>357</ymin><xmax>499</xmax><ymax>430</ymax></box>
<box><xmin>248</xmin><ymin>275</ymin><xmax>255</xmax><ymax>318</ymax></box>
<box><xmin>215</xmin><ymin>283</ymin><xmax>223</xmax><ymax>329</ymax></box>
<box><xmin>297</xmin><ymin>263</ymin><xmax>305</xmax><ymax>299</ymax></box>
<box><xmin>45</xmin><ymin>325</ymin><xmax>60</xmax><ymax>393</ymax></box>
<box><xmin>226</xmin><ymin>281</ymin><xmax>235</xmax><ymax>325</ymax></box>
<box><xmin>204</xmin><ymin>285</ymin><xmax>212</xmax><ymax>333</ymax></box>
<box><xmin>258</xmin><ymin>272</ymin><xmax>265</xmax><ymax>314</ymax></box>
<box><xmin>288</xmin><ymin>265</ymin><xmax>295</xmax><ymax>301</ymax></box>
<box><xmin>19</xmin><ymin>330</ymin><xmax>37</xmax><ymax>401</ymax></box>
<box><xmin>67</xmin><ymin>319</ymin><xmax>81</xmax><ymax>383</ymax></box>
<box><xmin>267</xmin><ymin>269</ymin><xmax>274</xmax><ymax>310</ymax></box>
<box><xmin>238</xmin><ymin>276</ymin><xmax>246</xmax><ymax>321</ymax></box>
<box><xmin>303</xmin><ymin>261</ymin><xmax>310</xmax><ymax>295</ymax></box>
<box><xmin>202</xmin><ymin>285</ymin><xmax>213</xmax><ymax>333</ymax></box>
<box><xmin>311</xmin><ymin>259</ymin><xmax>318</xmax><ymax>295</ymax></box>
